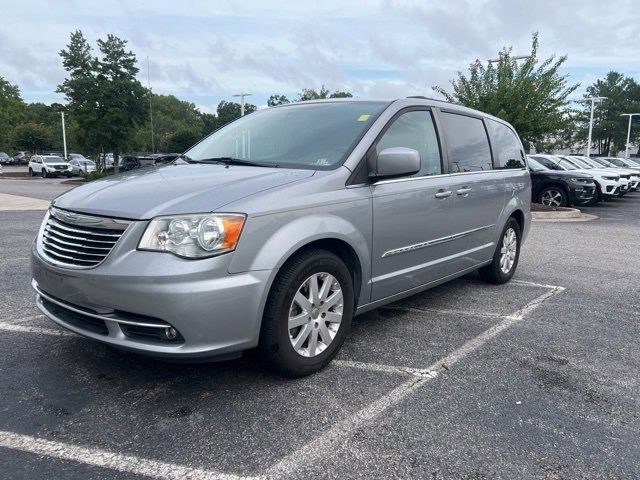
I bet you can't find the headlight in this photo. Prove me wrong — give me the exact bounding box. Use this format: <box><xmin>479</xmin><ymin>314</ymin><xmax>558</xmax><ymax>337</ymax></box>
<box><xmin>138</xmin><ymin>213</ymin><xmax>246</xmax><ymax>258</ymax></box>
<box><xmin>569</xmin><ymin>177</ymin><xmax>590</xmax><ymax>183</ymax></box>
<box><xmin>602</xmin><ymin>176</ymin><xmax>617</xmax><ymax>180</ymax></box>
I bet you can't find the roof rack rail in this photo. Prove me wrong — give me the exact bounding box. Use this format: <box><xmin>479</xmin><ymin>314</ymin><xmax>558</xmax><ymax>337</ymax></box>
<box><xmin>406</xmin><ymin>95</ymin><xmax>452</xmax><ymax>103</ymax></box>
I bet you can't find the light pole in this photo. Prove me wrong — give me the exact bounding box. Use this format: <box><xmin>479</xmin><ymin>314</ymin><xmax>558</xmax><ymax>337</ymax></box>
<box><xmin>233</xmin><ymin>93</ymin><xmax>252</xmax><ymax>116</ymax></box>
<box><xmin>620</xmin><ymin>113</ymin><xmax>640</xmax><ymax>159</ymax></box>
<box><xmin>585</xmin><ymin>96</ymin><xmax>607</xmax><ymax>157</ymax></box>
<box><xmin>61</xmin><ymin>112</ymin><xmax>68</xmax><ymax>159</ymax></box>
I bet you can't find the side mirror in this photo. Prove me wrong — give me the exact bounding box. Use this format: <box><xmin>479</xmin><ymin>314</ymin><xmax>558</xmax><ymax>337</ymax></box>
<box><xmin>370</xmin><ymin>147</ymin><xmax>421</xmax><ymax>178</ymax></box>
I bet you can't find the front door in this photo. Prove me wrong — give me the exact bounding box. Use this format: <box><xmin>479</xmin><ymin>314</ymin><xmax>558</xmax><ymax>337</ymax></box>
<box><xmin>370</xmin><ymin>109</ymin><xmax>459</xmax><ymax>301</ymax></box>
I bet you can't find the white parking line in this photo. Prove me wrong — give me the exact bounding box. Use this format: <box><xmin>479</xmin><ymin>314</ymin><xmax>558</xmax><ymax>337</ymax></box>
<box><xmin>0</xmin><ymin>322</ymin><xmax>71</xmax><ymax>336</ymax></box>
<box><xmin>265</xmin><ymin>284</ymin><xmax>565</xmax><ymax>478</ymax></box>
<box><xmin>0</xmin><ymin>431</ymin><xmax>257</xmax><ymax>480</ymax></box>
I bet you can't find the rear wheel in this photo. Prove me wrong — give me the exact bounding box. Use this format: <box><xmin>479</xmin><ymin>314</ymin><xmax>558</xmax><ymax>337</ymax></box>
<box><xmin>41</xmin><ymin>169</ymin><xmax>47</xmax><ymax>178</ymax></box>
<box><xmin>539</xmin><ymin>187</ymin><xmax>567</xmax><ymax>207</ymax></box>
<box><xmin>479</xmin><ymin>218</ymin><xmax>521</xmax><ymax>284</ymax></box>
<box><xmin>259</xmin><ymin>248</ymin><xmax>354</xmax><ymax>377</ymax></box>
<box><xmin>28</xmin><ymin>167</ymin><xmax>33</xmax><ymax>176</ymax></box>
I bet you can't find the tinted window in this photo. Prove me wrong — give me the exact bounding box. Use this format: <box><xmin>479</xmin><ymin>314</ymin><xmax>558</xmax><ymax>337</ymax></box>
<box><xmin>530</xmin><ymin>156</ymin><xmax>557</xmax><ymax>170</ymax></box>
<box><xmin>376</xmin><ymin>110</ymin><xmax>441</xmax><ymax>176</ymax></box>
<box><xmin>441</xmin><ymin>112</ymin><xmax>492</xmax><ymax>172</ymax></box>
<box><xmin>488</xmin><ymin>120</ymin><xmax>525</xmax><ymax>169</ymax></box>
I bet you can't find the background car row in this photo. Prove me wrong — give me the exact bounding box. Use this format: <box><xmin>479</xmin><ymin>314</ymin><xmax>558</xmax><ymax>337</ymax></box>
<box><xmin>527</xmin><ymin>154</ymin><xmax>640</xmax><ymax>207</ymax></box>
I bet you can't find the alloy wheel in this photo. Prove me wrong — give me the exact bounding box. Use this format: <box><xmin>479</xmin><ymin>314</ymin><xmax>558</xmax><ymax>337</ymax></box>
<box><xmin>540</xmin><ymin>189</ymin><xmax>563</xmax><ymax>206</ymax></box>
<box><xmin>500</xmin><ymin>227</ymin><xmax>517</xmax><ymax>274</ymax></box>
<box><xmin>288</xmin><ymin>272</ymin><xmax>343</xmax><ymax>357</ymax></box>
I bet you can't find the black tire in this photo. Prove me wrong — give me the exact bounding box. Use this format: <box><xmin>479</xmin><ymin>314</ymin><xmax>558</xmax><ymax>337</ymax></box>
<box><xmin>538</xmin><ymin>186</ymin><xmax>567</xmax><ymax>207</ymax></box>
<box><xmin>66</xmin><ymin>173</ymin><xmax>72</xmax><ymax>178</ymax></box>
<box><xmin>41</xmin><ymin>169</ymin><xmax>47</xmax><ymax>178</ymax></box>
<box><xmin>479</xmin><ymin>217</ymin><xmax>522</xmax><ymax>285</ymax></box>
<box><xmin>259</xmin><ymin>248</ymin><xmax>354</xmax><ymax>377</ymax></box>
<box><xmin>79</xmin><ymin>169</ymin><xmax>84</xmax><ymax>175</ymax></box>
<box><xmin>28</xmin><ymin>168</ymin><xmax>33</xmax><ymax>177</ymax></box>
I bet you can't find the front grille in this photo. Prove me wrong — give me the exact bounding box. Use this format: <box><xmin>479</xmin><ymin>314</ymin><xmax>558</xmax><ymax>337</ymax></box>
<box><xmin>39</xmin><ymin>209</ymin><xmax>129</xmax><ymax>269</ymax></box>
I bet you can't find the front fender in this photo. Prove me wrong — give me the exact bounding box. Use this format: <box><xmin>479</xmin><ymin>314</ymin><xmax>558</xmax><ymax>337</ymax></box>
<box><xmin>229</xmin><ymin>200</ymin><xmax>372</xmax><ymax>305</ymax></box>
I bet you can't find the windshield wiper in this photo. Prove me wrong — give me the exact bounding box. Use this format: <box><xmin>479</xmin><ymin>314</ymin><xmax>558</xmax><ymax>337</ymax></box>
<box><xmin>177</xmin><ymin>155</ymin><xmax>276</xmax><ymax>167</ymax></box>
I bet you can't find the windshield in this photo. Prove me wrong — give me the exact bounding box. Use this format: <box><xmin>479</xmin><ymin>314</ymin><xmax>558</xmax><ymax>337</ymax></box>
<box><xmin>567</xmin><ymin>157</ymin><xmax>592</xmax><ymax>169</ymax></box>
<box><xmin>625</xmin><ymin>158</ymin><xmax>640</xmax><ymax>167</ymax></box>
<box><xmin>0</xmin><ymin>152</ymin><xmax>8</xmax><ymax>158</ymax></box>
<box><xmin>527</xmin><ymin>157</ymin><xmax>547</xmax><ymax>171</ymax></box>
<box><xmin>591</xmin><ymin>158</ymin><xmax>610</xmax><ymax>167</ymax></box>
<box><xmin>530</xmin><ymin>156</ymin><xmax>559</xmax><ymax>169</ymax></box>
<box><xmin>558</xmin><ymin>159</ymin><xmax>578</xmax><ymax>170</ymax></box>
<box><xmin>42</xmin><ymin>157</ymin><xmax>64</xmax><ymax>164</ymax></box>
<box><xmin>184</xmin><ymin>101</ymin><xmax>388</xmax><ymax>170</ymax></box>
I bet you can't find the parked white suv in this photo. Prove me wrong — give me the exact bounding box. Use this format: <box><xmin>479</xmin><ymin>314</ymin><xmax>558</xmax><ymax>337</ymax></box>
<box><xmin>561</xmin><ymin>156</ymin><xmax>630</xmax><ymax>197</ymax></box>
<box><xmin>529</xmin><ymin>155</ymin><xmax>621</xmax><ymax>201</ymax></box>
<box><xmin>29</xmin><ymin>155</ymin><xmax>73</xmax><ymax>178</ymax></box>
<box><xmin>591</xmin><ymin>157</ymin><xmax>640</xmax><ymax>191</ymax></box>
<box><xmin>574</xmin><ymin>156</ymin><xmax>639</xmax><ymax>192</ymax></box>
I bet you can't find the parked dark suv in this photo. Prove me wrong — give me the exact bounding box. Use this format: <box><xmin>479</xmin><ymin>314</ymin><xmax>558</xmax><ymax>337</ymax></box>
<box><xmin>527</xmin><ymin>156</ymin><xmax>595</xmax><ymax>206</ymax></box>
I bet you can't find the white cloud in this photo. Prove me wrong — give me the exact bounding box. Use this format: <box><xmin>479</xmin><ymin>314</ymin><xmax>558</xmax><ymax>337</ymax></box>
<box><xmin>1</xmin><ymin>0</ymin><xmax>639</xmax><ymax>109</ymax></box>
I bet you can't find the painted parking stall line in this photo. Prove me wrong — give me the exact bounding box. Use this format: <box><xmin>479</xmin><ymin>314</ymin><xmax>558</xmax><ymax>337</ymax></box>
<box><xmin>0</xmin><ymin>431</ymin><xmax>258</xmax><ymax>480</ymax></box>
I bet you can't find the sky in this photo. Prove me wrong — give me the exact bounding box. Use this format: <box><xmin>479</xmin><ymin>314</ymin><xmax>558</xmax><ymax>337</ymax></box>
<box><xmin>1</xmin><ymin>0</ymin><xmax>639</xmax><ymax>113</ymax></box>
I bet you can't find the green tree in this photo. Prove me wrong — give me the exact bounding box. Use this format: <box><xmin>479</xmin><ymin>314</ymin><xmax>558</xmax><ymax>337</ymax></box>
<box><xmin>297</xmin><ymin>85</ymin><xmax>353</xmax><ymax>101</ymax></box>
<box><xmin>0</xmin><ymin>76</ymin><xmax>26</xmax><ymax>150</ymax></box>
<box><xmin>57</xmin><ymin>30</ymin><xmax>147</xmax><ymax>171</ymax></box>
<box><xmin>9</xmin><ymin>123</ymin><xmax>52</xmax><ymax>152</ymax></box>
<box><xmin>267</xmin><ymin>94</ymin><xmax>290</xmax><ymax>106</ymax></box>
<box><xmin>433</xmin><ymin>32</ymin><xmax>578</xmax><ymax>150</ymax></box>
<box><xmin>576</xmin><ymin>72</ymin><xmax>640</xmax><ymax>155</ymax></box>
<box><xmin>166</xmin><ymin>128</ymin><xmax>202</xmax><ymax>152</ymax></box>
<box><xmin>200</xmin><ymin>112</ymin><xmax>218</xmax><ymax>135</ymax></box>
<box><xmin>130</xmin><ymin>93</ymin><xmax>205</xmax><ymax>152</ymax></box>
<box><xmin>216</xmin><ymin>100</ymin><xmax>256</xmax><ymax>126</ymax></box>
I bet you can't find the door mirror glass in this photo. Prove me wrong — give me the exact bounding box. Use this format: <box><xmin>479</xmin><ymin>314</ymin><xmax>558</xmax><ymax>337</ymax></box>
<box><xmin>371</xmin><ymin>147</ymin><xmax>421</xmax><ymax>178</ymax></box>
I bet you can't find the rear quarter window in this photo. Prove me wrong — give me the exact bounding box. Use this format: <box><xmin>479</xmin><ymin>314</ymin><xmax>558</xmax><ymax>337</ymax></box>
<box><xmin>487</xmin><ymin>120</ymin><xmax>526</xmax><ymax>169</ymax></box>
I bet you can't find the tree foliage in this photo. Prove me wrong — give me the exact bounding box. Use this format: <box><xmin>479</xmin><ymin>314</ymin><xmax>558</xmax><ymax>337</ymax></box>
<box><xmin>297</xmin><ymin>85</ymin><xmax>353</xmax><ymax>101</ymax></box>
<box><xmin>267</xmin><ymin>94</ymin><xmax>291</xmax><ymax>107</ymax></box>
<box><xmin>216</xmin><ymin>100</ymin><xmax>257</xmax><ymax>126</ymax></box>
<box><xmin>434</xmin><ymin>32</ymin><xmax>578</xmax><ymax>150</ymax></box>
<box><xmin>57</xmin><ymin>30</ymin><xmax>147</xmax><ymax>171</ymax></box>
<box><xmin>576</xmin><ymin>72</ymin><xmax>640</xmax><ymax>155</ymax></box>
<box><xmin>0</xmin><ymin>76</ymin><xmax>26</xmax><ymax>150</ymax></box>
<box><xmin>9</xmin><ymin>123</ymin><xmax>53</xmax><ymax>152</ymax></box>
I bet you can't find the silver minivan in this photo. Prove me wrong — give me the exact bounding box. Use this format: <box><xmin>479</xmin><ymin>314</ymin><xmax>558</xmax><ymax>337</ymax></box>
<box><xmin>31</xmin><ymin>98</ymin><xmax>531</xmax><ymax>376</ymax></box>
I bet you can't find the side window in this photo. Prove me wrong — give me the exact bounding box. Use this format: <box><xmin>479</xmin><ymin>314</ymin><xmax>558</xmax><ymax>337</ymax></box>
<box><xmin>376</xmin><ymin>110</ymin><xmax>442</xmax><ymax>176</ymax></box>
<box><xmin>488</xmin><ymin>120</ymin><xmax>525</xmax><ymax>169</ymax></box>
<box><xmin>440</xmin><ymin>112</ymin><xmax>492</xmax><ymax>172</ymax></box>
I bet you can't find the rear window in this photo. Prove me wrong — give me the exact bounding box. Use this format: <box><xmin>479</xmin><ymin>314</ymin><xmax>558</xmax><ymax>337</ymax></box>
<box><xmin>440</xmin><ymin>112</ymin><xmax>492</xmax><ymax>172</ymax></box>
<box><xmin>487</xmin><ymin>120</ymin><xmax>525</xmax><ymax>169</ymax></box>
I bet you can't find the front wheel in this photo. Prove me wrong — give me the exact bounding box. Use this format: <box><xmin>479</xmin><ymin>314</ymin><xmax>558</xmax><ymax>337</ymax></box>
<box><xmin>28</xmin><ymin>168</ymin><xmax>34</xmax><ymax>176</ymax></box>
<box><xmin>479</xmin><ymin>218</ymin><xmax>521</xmax><ymax>284</ymax></box>
<box><xmin>259</xmin><ymin>248</ymin><xmax>354</xmax><ymax>377</ymax></box>
<box><xmin>41</xmin><ymin>169</ymin><xmax>47</xmax><ymax>178</ymax></box>
<box><xmin>539</xmin><ymin>187</ymin><xmax>567</xmax><ymax>207</ymax></box>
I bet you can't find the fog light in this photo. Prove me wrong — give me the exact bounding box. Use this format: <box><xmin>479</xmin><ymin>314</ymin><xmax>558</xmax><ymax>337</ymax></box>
<box><xmin>165</xmin><ymin>327</ymin><xmax>178</xmax><ymax>340</ymax></box>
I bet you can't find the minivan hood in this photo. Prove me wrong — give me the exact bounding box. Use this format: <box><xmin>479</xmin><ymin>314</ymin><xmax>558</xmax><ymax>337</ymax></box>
<box><xmin>52</xmin><ymin>163</ymin><xmax>315</xmax><ymax>220</ymax></box>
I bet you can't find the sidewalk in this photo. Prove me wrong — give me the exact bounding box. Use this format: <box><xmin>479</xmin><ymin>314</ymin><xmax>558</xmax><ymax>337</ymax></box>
<box><xmin>0</xmin><ymin>193</ymin><xmax>50</xmax><ymax>211</ymax></box>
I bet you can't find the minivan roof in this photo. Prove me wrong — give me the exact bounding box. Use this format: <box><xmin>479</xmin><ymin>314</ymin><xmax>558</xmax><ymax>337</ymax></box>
<box><xmin>275</xmin><ymin>97</ymin><xmax>515</xmax><ymax>129</ymax></box>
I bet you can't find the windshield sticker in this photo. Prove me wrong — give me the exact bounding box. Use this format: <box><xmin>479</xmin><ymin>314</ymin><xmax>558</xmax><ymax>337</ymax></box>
<box><xmin>314</xmin><ymin>158</ymin><xmax>331</xmax><ymax>166</ymax></box>
<box><xmin>357</xmin><ymin>114</ymin><xmax>370</xmax><ymax>122</ymax></box>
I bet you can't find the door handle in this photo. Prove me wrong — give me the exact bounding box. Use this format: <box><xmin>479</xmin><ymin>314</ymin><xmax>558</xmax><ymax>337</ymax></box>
<box><xmin>456</xmin><ymin>187</ymin><xmax>472</xmax><ymax>196</ymax></box>
<box><xmin>434</xmin><ymin>190</ymin><xmax>452</xmax><ymax>199</ymax></box>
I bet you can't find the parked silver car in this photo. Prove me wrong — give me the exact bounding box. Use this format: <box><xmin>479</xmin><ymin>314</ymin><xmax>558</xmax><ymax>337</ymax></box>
<box><xmin>68</xmin><ymin>155</ymin><xmax>96</xmax><ymax>176</ymax></box>
<box><xmin>31</xmin><ymin>98</ymin><xmax>531</xmax><ymax>376</ymax></box>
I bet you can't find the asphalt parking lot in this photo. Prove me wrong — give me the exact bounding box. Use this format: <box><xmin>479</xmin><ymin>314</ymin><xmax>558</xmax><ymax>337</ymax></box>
<box><xmin>1</xmin><ymin>180</ymin><xmax>639</xmax><ymax>479</ymax></box>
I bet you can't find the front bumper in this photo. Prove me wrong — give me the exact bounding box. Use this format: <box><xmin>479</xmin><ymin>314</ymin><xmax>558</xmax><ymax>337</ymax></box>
<box><xmin>31</xmin><ymin>231</ymin><xmax>272</xmax><ymax>359</ymax></box>
<box><xmin>569</xmin><ymin>184</ymin><xmax>595</xmax><ymax>204</ymax></box>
